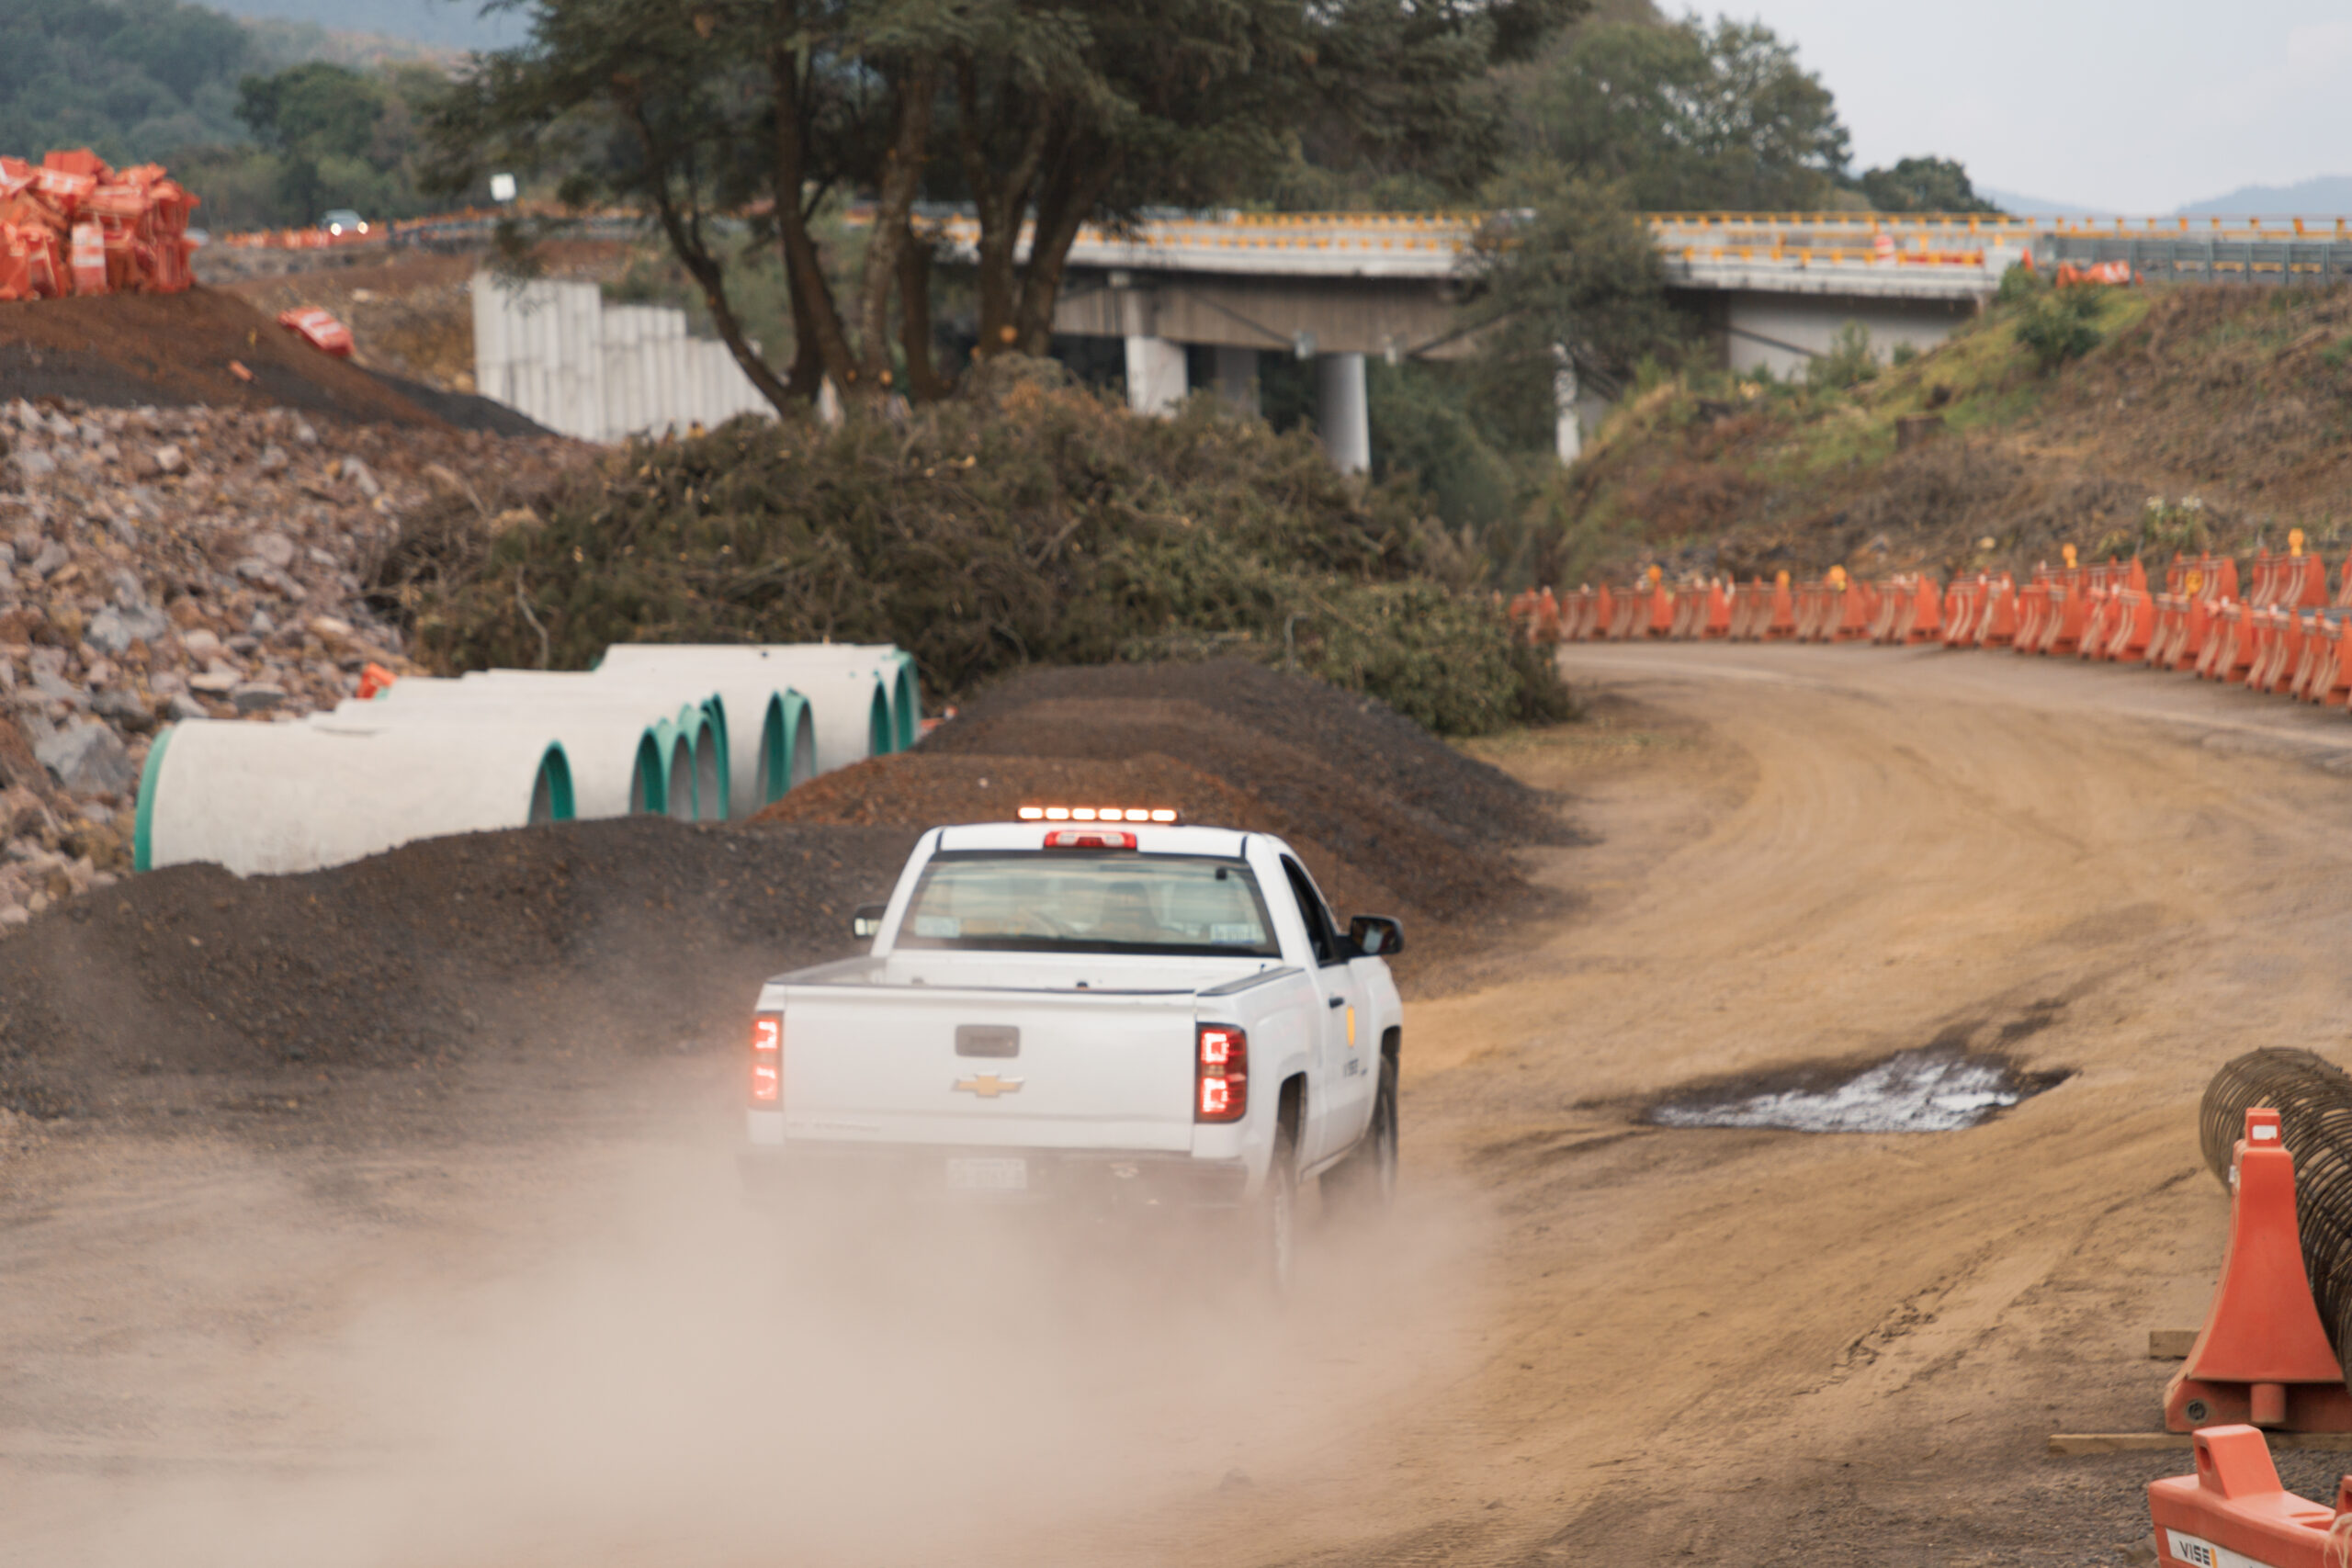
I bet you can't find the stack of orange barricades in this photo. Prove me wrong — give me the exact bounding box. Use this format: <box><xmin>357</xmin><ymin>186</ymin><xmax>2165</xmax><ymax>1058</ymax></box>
<box><xmin>2013</xmin><ymin>570</ymin><xmax>2052</xmax><ymax>653</ymax></box>
<box><xmin>2075</xmin><ymin>558</ymin><xmax>2133</xmax><ymax>661</ymax></box>
<box><xmin>1506</xmin><ymin>587</ymin><xmax>1562</xmax><ymax>646</ymax></box>
<box><xmin>1582</xmin><ymin>585</ymin><xmax>1611</xmax><ymax>642</ymax></box>
<box><xmin>2289</xmin><ymin>555</ymin><xmax>2352</xmax><ymax>704</ymax></box>
<box><xmin>1831</xmin><ymin>572</ymin><xmax>1877</xmax><ymax>642</ymax></box>
<box><xmin>2092</xmin><ymin>558</ymin><xmax>2155</xmax><ymax>661</ymax></box>
<box><xmin>2149</xmin><ymin>554</ymin><xmax>2236</xmax><ymax>670</ymax></box>
<box><xmin>1973</xmin><ymin>573</ymin><xmax>2018</xmax><ymax>648</ymax></box>
<box><xmin>0</xmin><ymin>147</ymin><xmax>198</xmax><ymax>300</ymax></box>
<box><xmin>1723</xmin><ymin>575</ymin><xmax>1795</xmax><ymax>643</ymax></box>
<box><xmin>2029</xmin><ymin>550</ymin><xmax>2090</xmax><ymax>655</ymax></box>
<box><xmin>1666</xmin><ymin>581</ymin><xmax>1705</xmax><ymax>640</ymax></box>
<box><xmin>1605</xmin><ymin>585</ymin><xmax>1644</xmax><ymax>640</ymax></box>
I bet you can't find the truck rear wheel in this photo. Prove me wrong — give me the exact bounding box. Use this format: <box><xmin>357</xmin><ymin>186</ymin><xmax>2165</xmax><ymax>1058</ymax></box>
<box><xmin>1243</xmin><ymin>1121</ymin><xmax>1298</xmax><ymax>1296</ymax></box>
<box><xmin>1324</xmin><ymin>1057</ymin><xmax>1398</xmax><ymax>1218</ymax></box>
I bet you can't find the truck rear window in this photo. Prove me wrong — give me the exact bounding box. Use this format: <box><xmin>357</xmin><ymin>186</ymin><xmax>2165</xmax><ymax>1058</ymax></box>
<box><xmin>895</xmin><ymin>852</ymin><xmax>1282</xmax><ymax>957</ymax></box>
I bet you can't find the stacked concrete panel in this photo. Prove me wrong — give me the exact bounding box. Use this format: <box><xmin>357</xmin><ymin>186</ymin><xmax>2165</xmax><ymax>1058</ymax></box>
<box><xmin>471</xmin><ymin>276</ymin><xmax>773</xmax><ymax>443</ymax></box>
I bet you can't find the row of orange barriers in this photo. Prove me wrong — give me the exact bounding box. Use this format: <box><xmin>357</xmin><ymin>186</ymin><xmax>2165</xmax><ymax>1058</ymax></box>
<box><xmin>1509</xmin><ymin>535</ymin><xmax>2352</xmax><ymax>708</ymax></box>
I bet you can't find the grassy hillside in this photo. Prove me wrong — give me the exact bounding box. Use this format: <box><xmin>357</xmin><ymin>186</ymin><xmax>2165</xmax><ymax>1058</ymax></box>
<box><xmin>1535</xmin><ymin>277</ymin><xmax>2352</xmax><ymax>585</ymax></box>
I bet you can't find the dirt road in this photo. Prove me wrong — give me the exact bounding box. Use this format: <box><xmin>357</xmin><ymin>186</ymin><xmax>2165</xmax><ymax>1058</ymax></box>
<box><xmin>11</xmin><ymin>643</ymin><xmax>2352</xmax><ymax>1566</ymax></box>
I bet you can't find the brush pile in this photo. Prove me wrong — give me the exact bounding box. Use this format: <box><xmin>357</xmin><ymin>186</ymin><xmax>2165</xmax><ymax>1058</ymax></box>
<box><xmin>388</xmin><ymin>357</ymin><xmax>1571</xmax><ymax>737</ymax></box>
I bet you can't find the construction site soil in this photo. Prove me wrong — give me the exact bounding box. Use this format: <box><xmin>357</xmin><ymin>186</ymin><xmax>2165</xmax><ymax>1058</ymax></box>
<box><xmin>12</xmin><ymin>643</ymin><xmax>2349</xmax><ymax>1566</ymax></box>
<box><xmin>0</xmin><ymin>287</ymin><xmax>540</xmax><ymax>433</ymax></box>
<box><xmin>0</xmin><ymin>662</ymin><xmax>1555</xmax><ymax>1128</ymax></box>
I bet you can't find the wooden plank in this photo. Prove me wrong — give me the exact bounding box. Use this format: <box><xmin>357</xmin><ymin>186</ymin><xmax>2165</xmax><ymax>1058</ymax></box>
<box><xmin>2051</xmin><ymin>1432</ymin><xmax>2352</xmax><ymax>1456</ymax></box>
<box><xmin>2149</xmin><ymin>1329</ymin><xmax>2199</xmax><ymax>1359</ymax></box>
<box><xmin>2049</xmin><ymin>1433</ymin><xmax>2191</xmax><ymax>1454</ymax></box>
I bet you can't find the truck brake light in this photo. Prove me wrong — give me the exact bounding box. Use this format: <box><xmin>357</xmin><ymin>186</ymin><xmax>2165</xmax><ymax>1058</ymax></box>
<box><xmin>1044</xmin><ymin>828</ymin><xmax>1136</xmax><ymax>850</ymax></box>
<box><xmin>750</xmin><ymin>1011</ymin><xmax>782</xmax><ymax>1105</ymax></box>
<box><xmin>1196</xmin><ymin>1024</ymin><xmax>1247</xmax><ymax>1122</ymax></box>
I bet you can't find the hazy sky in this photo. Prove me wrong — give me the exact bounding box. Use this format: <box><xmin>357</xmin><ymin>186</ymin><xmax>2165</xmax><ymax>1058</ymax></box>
<box><xmin>1731</xmin><ymin>0</ymin><xmax>2352</xmax><ymax>211</ymax></box>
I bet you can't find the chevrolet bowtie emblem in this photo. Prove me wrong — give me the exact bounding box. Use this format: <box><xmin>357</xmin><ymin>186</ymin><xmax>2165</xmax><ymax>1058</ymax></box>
<box><xmin>953</xmin><ymin>1073</ymin><xmax>1024</xmax><ymax>1099</ymax></box>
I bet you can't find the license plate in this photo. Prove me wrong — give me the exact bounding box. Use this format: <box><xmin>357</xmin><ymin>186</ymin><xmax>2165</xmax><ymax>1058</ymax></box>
<box><xmin>946</xmin><ymin>1156</ymin><xmax>1028</xmax><ymax>1192</ymax></box>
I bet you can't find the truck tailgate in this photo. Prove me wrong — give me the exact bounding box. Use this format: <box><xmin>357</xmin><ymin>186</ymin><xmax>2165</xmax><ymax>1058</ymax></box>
<box><xmin>779</xmin><ymin>987</ymin><xmax>1199</xmax><ymax>1151</ymax></box>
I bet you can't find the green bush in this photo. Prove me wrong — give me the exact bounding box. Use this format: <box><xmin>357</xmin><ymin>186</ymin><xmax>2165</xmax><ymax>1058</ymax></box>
<box><xmin>2015</xmin><ymin>286</ymin><xmax>2105</xmax><ymax>373</ymax></box>
<box><xmin>1994</xmin><ymin>262</ymin><xmax>2048</xmax><ymax>305</ymax></box>
<box><xmin>379</xmin><ymin>362</ymin><xmax>1569</xmax><ymax>736</ymax></box>
<box><xmin>1806</xmin><ymin>321</ymin><xmax>1880</xmax><ymax>390</ymax></box>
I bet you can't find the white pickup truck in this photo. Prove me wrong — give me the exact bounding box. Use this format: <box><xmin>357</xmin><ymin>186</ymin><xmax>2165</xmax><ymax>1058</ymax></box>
<box><xmin>740</xmin><ymin>813</ymin><xmax>1404</xmax><ymax>1284</ymax></box>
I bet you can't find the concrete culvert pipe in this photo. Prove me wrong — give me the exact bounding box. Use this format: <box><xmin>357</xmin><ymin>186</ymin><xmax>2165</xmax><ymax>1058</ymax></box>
<box><xmin>330</xmin><ymin>697</ymin><xmax>683</xmax><ymax>822</ymax></box>
<box><xmin>460</xmin><ymin>663</ymin><xmax>829</xmax><ymax>818</ymax></box>
<box><xmin>755</xmin><ymin>691</ymin><xmax>818</xmax><ymax>806</ymax></box>
<box><xmin>590</xmin><ymin>645</ymin><xmax>910</xmax><ymax>784</ymax></box>
<box><xmin>354</xmin><ymin>675</ymin><xmax>731</xmax><ymax>820</ymax></box>
<box><xmin>135</xmin><ymin>717</ymin><xmax>573</xmax><ymax>876</ymax></box>
<box><xmin>648</xmin><ymin>705</ymin><xmax>727</xmax><ymax>822</ymax></box>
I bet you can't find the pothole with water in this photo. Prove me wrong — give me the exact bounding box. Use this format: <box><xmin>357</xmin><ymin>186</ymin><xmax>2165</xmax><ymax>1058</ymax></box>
<box><xmin>1646</xmin><ymin>1046</ymin><xmax>2069</xmax><ymax>1134</ymax></box>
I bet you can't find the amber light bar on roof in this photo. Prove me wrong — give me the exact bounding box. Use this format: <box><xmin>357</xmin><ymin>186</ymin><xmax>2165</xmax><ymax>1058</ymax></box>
<box><xmin>1016</xmin><ymin>806</ymin><xmax>1181</xmax><ymax>824</ymax></box>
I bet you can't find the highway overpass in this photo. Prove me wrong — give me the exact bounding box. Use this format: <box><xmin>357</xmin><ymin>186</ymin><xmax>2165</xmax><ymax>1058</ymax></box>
<box><xmin>978</xmin><ymin>209</ymin><xmax>2036</xmax><ymax>471</ymax></box>
<box><xmin>970</xmin><ymin>209</ymin><xmax>2352</xmax><ymax>472</ymax></box>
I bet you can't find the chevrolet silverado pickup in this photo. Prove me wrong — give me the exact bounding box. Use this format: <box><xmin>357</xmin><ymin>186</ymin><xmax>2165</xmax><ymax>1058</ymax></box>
<box><xmin>740</xmin><ymin>813</ymin><xmax>1404</xmax><ymax>1286</ymax></box>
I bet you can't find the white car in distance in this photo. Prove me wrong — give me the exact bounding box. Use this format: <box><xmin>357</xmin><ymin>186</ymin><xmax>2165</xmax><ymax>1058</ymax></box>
<box><xmin>741</xmin><ymin>807</ymin><xmax>1405</xmax><ymax>1286</ymax></box>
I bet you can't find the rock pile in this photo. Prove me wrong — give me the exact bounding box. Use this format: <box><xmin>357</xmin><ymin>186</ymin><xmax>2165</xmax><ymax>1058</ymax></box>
<box><xmin>0</xmin><ymin>395</ymin><xmax>582</xmax><ymax>931</ymax></box>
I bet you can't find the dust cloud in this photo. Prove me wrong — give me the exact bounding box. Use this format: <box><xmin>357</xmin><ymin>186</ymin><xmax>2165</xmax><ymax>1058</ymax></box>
<box><xmin>17</xmin><ymin>1126</ymin><xmax>1491</xmax><ymax>1568</ymax></box>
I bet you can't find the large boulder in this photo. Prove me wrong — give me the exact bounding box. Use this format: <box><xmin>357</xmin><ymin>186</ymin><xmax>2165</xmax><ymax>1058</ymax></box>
<box><xmin>35</xmin><ymin>722</ymin><xmax>134</xmax><ymax>798</ymax></box>
<box><xmin>85</xmin><ymin>601</ymin><xmax>171</xmax><ymax>656</ymax></box>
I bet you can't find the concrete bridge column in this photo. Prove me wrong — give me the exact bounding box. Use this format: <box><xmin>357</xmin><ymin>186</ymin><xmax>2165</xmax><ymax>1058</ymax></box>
<box><xmin>1213</xmin><ymin>346</ymin><xmax>1259</xmax><ymax>417</ymax></box>
<box><xmin>1316</xmin><ymin>351</ymin><xmax>1369</xmax><ymax>474</ymax></box>
<box><xmin>1554</xmin><ymin>347</ymin><xmax>1581</xmax><ymax>465</ymax></box>
<box><xmin>1124</xmin><ymin>336</ymin><xmax>1188</xmax><ymax>416</ymax></box>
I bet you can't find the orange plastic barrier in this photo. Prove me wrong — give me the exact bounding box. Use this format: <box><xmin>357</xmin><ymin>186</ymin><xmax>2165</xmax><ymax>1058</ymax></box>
<box><xmin>1973</xmin><ymin>573</ymin><xmax>2018</xmax><ymax>648</ymax></box>
<box><xmin>2055</xmin><ymin>260</ymin><xmax>2136</xmax><ymax>286</ymax></box>
<box><xmin>2152</xmin><ymin>554</ymin><xmax>2237</xmax><ymax>671</ymax></box>
<box><xmin>2145</xmin><ymin>1426</ymin><xmax>2347</xmax><ymax>1568</ymax></box>
<box><xmin>2165</xmin><ymin>1108</ymin><xmax>2351</xmax><ymax>1432</ymax></box>
<box><xmin>1506</xmin><ymin>587</ymin><xmax>1564</xmax><ymax>646</ymax></box>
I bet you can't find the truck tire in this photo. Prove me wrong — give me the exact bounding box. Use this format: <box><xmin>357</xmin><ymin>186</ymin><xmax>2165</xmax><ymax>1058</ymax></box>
<box><xmin>1244</xmin><ymin>1121</ymin><xmax>1299</xmax><ymax>1296</ymax></box>
<box><xmin>1323</xmin><ymin>1057</ymin><xmax>1398</xmax><ymax>1218</ymax></box>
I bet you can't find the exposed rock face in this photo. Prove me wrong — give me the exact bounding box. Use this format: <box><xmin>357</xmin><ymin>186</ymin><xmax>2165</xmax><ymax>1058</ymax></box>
<box><xmin>0</xmin><ymin>394</ymin><xmax>582</xmax><ymax>931</ymax></box>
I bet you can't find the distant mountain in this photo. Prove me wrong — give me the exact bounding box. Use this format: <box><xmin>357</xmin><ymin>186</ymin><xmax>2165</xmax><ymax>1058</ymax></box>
<box><xmin>2177</xmin><ymin>175</ymin><xmax>2352</xmax><ymax>216</ymax></box>
<box><xmin>202</xmin><ymin>0</ymin><xmax>529</xmax><ymax>52</ymax></box>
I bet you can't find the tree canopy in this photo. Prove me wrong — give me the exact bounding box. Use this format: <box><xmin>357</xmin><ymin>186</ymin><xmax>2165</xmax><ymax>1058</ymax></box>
<box><xmin>1857</xmin><ymin>154</ymin><xmax>2001</xmax><ymax>214</ymax></box>
<box><xmin>1498</xmin><ymin>17</ymin><xmax>1851</xmax><ymax>212</ymax></box>
<box><xmin>426</xmin><ymin>0</ymin><xmax>1583</xmax><ymax>414</ymax></box>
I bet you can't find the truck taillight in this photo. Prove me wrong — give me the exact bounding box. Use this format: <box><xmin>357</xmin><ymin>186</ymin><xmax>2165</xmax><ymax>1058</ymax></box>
<box><xmin>1196</xmin><ymin>1024</ymin><xmax>1246</xmax><ymax>1122</ymax></box>
<box><xmin>751</xmin><ymin>1011</ymin><xmax>782</xmax><ymax>1106</ymax></box>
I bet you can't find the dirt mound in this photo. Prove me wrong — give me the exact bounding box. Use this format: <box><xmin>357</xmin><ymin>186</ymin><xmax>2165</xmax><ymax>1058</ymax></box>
<box><xmin>933</xmin><ymin>660</ymin><xmax>1574</xmax><ymax>856</ymax></box>
<box><xmin>762</xmin><ymin>661</ymin><xmax>1578</xmax><ymax>940</ymax></box>
<box><xmin>0</xmin><ymin>288</ymin><xmax>443</xmax><ymax>426</ymax></box>
<box><xmin>0</xmin><ymin>817</ymin><xmax>917</xmax><ymax>1122</ymax></box>
<box><xmin>752</xmin><ymin>752</ymin><xmax>1419</xmax><ymax>927</ymax></box>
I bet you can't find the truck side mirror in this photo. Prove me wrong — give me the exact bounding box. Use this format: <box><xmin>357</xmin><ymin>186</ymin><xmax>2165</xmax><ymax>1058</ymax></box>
<box><xmin>1349</xmin><ymin>914</ymin><xmax>1404</xmax><ymax>957</ymax></box>
<box><xmin>851</xmin><ymin>903</ymin><xmax>888</xmax><ymax>940</ymax></box>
